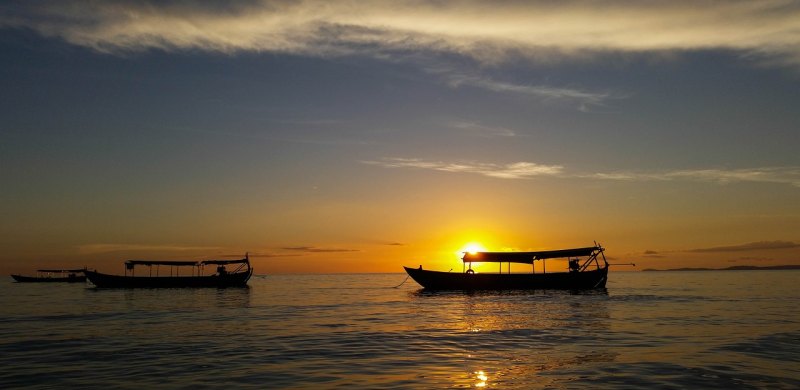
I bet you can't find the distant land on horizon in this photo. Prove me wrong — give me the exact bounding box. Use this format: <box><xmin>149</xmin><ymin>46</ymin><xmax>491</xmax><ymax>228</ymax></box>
<box><xmin>641</xmin><ymin>265</ymin><xmax>800</xmax><ymax>272</ymax></box>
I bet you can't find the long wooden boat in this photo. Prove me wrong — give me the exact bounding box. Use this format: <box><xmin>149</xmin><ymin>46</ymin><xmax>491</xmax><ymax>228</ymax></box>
<box><xmin>404</xmin><ymin>245</ymin><xmax>609</xmax><ymax>290</ymax></box>
<box><xmin>84</xmin><ymin>255</ymin><xmax>253</xmax><ymax>288</ymax></box>
<box><xmin>11</xmin><ymin>269</ymin><xmax>87</xmax><ymax>283</ymax></box>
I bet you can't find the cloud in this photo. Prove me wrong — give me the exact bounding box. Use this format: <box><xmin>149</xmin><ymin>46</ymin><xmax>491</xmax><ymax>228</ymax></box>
<box><xmin>77</xmin><ymin>243</ymin><xmax>223</xmax><ymax>255</ymax></box>
<box><xmin>586</xmin><ymin>167</ymin><xmax>800</xmax><ymax>187</ymax></box>
<box><xmin>364</xmin><ymin>157</ymin><xmax>800</xmax><ymax>187</ymax></box>
<box><xmin>736</xmin><ymin>256</ymin><xmax>774</xmax><ymax>262</ymax></box>
<box><xmin>665</xmin><ymin>168</ymin><xmax>800</xmax><ymax>187</ymax></box>
<box><xmin>642</xmin><ymin>250</ymin><xmax>664</xmax><ymax>259</ymax></box>
<box><xmin>272</xmin><ymin>118</ymin><xmax>348</xmax><ymax>126</ymax></box>
<box><xmin>245</xmin><ymin>252</ymin><xmax>302</xmax><ymax>258</ymax></box>
<box><xmin>3</xmin><ymin>1</ymin><xmax>800</xmax><ymax>66</ymax></box>
<box><xmin>362</xmin><ymin>158</ymin><xmax>564</xmax><ymax>179</ymax></box>
<box><xmin>688</xmin><ymin>241</ymin><xmax>800</xmax><ymax>253</ymax></box>
<box><xmin>416</xmin><ymin>64</ymin><xmax>619</xmax><ymax>109</ymax></box>
<box><xmin>444</xmin><ymin>73</ymin><xmax>614</xmax><ymax>107</ymax></box>
<box><xmin>281</xmin><ymin>246</ymin><xmax>360</xmax><ymax>253</ymax></box>
<box><xmin>641</xmin><ymin>250</ymin><xmax>664</xmax><ymax>258</ymax></box>
<box><xmin>448</xmin><ymin>121</ymin><xmax>516</xmax><ymax>138</ymax></box>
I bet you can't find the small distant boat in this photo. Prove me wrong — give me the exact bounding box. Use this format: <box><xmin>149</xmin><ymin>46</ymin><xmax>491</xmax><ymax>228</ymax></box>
<box><xmin>11</xmin><ymin>269</ymin><xmax>87</xmax><ymax>283</ymax></box>
<box><xmin>84</xmin><ymin>255</ymin><xmax>253</xmax><ymax>288</ymax></box>
<box><xmin>404</xmin><ymin>245</ymin><xmax>609</xmax><ymax>290</ymax></box>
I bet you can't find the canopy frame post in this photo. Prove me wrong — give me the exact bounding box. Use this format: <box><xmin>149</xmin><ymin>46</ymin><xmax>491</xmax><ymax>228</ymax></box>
<box><xmin>579</xmin><ymin>247</ymin><xmax>605</xmax><ymax>272</ymax></box>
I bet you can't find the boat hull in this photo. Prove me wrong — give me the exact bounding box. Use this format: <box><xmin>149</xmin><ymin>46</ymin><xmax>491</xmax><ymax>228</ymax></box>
<box><xmin>11</xmin><ymin>274</ymin><xmax>86</xmax><ymax>283</ymax></box>
<box><xmin>84</xmin><ymin>269</ymin><xmax>253</xmax><ymax>288</ymax></box>
<box><xmin>403</xmin><ymin>266</ymin><xmax>608</xmax><ymax>290</ymax></box>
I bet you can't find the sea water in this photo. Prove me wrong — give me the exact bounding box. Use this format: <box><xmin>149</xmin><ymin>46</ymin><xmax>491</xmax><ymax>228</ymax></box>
<box><xmin>1</xmin><ymin>271</ymin><xmax>798</xmax><ymax>389</ymax></box>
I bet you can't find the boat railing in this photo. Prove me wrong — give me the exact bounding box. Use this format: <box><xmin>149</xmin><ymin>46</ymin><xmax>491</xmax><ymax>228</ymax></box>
<box><xmin>35</xmin><ymin>269</ymin><xmax>86</xmax><ymax>278</ymax></box>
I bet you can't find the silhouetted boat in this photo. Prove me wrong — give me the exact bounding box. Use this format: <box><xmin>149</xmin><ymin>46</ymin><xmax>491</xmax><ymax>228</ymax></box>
<box><xmin>84</xmin><ymin>255</ymin><xmax>253</xmax><ymax>288</ymax></box>
<box><xmin>11</xmin><ymin>269</ymin><xmax>87</xmax><ymax>283</ymax></box>
<box><xmin>404</xmin><ymin>245</ymin><xmax>609</xmax><ymax>290</ymax></box>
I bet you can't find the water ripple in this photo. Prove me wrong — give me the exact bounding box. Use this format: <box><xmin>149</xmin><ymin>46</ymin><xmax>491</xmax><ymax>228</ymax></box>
<box><xmin>1</xmin><ymin>271</ymin><xmax>798</xmax><ymax>388</ymax></box>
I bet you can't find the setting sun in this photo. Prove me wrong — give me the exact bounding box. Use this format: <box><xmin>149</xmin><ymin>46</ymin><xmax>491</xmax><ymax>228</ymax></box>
<box><xmin>458</xmin><ymin>242</ymin><xmax>487</xmax><ymax>256</ymax></box>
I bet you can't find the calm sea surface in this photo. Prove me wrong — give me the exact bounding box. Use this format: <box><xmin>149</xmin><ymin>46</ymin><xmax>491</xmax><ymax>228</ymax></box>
<box><xmin>1</xmin><ymin>271</ymin><xmax>798</xmax><ymax>389</ymax></box>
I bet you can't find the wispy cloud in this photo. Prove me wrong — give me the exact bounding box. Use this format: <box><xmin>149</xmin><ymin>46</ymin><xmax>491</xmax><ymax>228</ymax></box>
<box><xmin>3</xmin><ymin>1</ymin><xmax>800</xmax><ymax>66</ymax></box>
<box><xmin>77</xmin><ymin>243</ymin><xmax>223</xmax><ymax>255</ymax></box>
<box><xmin>444</xmin><ymin>73</ymin><xmax>615</xmax><ymax>108</ymax></box>
<box><xmin>448</xmin><ymin>121</ymin><xmax>516</xmax><ymax>138</ymax></box>
<box><xmin>362</xmin><ymin>158</ymin><xmax>564</xmax><ymax>180</ymax></box>
<box><xmin>364</xmin><ymin>157</ymin><xmax>800</xmax><ymax>187</ymax></box>
<box><xmin>585</xmin><ymin>167</ymin><xmax>800</xmax><ymax>187</ymax></box>
<box><xmin>736</xmin><ymin>256</ymin><xmax>774</xmax><ymax>262</ymax></box>
<box><xmin>281</xmin><ymin>246</ymin><xmax>360</xmax><ymax>253</ymax></box>
<box><xmin>271</xmin><ymin>118</ymin><xmax>348</xmax><ymax>126</ymax></box>
<box><xmin>249</xmin><ymin>253</ymin><xmax>302</xmax><ymax>259</ymax></box>
<box><xmin>688</xmin><ymin>241</ymin><xmax>800</xmax><ymax>253</ymax></box>
<box><xmin>415</xmin><ymin>62</ymin><xmax>619</xmax><ymax>109</ymax></box>
<box><xmin>642</xmin><ymin>250</ymin><xmax>664</xmax><ymax>258</ymax></box>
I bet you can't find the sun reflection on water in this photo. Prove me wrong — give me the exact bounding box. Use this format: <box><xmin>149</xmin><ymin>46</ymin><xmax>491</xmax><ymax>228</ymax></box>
<box><xmin>474</xmin><ymin>370</ymin><xmax>488</xmax><ymax>387</ymax></box>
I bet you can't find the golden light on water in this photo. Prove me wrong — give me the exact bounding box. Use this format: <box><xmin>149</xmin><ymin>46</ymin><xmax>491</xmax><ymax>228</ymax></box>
<box><xmin>474</xmin><ymin>370</ymin><xmax>488</xmax><ymax>387</ymax></box>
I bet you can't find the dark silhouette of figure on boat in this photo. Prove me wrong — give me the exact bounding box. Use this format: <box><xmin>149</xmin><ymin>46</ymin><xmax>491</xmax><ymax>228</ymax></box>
<box><xmin>569</xmin><ymin>258</ymin><xmax>580</xmax><ymax>273</ymax></box>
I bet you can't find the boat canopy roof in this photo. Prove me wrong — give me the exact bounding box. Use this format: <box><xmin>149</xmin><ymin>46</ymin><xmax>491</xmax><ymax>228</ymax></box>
<box><xmin>462</xmin><ymin>246</ymin><xmax>601</xmax><ymax>264</ymax></box>
<box><xmin>126</xmin><ymin>260</ymin><xmax>199</xmax><ymax>267</ymax></box>
<box><xmin>37</xmin><ymin>269</ymin><xmax>85</xmax><ymax>273</ymax></box>
<box><xmin>201</xmin><ymin>259</ymin><xmax>249</xmax><ymax>265</ymax></box>
<box><xmin>125</xmin><ymin>258</ymin><xmax>249</xmax><ymax>267</ymax></box>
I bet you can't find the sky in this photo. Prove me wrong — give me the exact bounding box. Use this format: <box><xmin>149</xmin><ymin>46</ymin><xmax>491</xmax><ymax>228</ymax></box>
<box><xmin>1</xmin><ymin>0</ymin><xmax>799</xmax><ymax>274</ymax></box>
